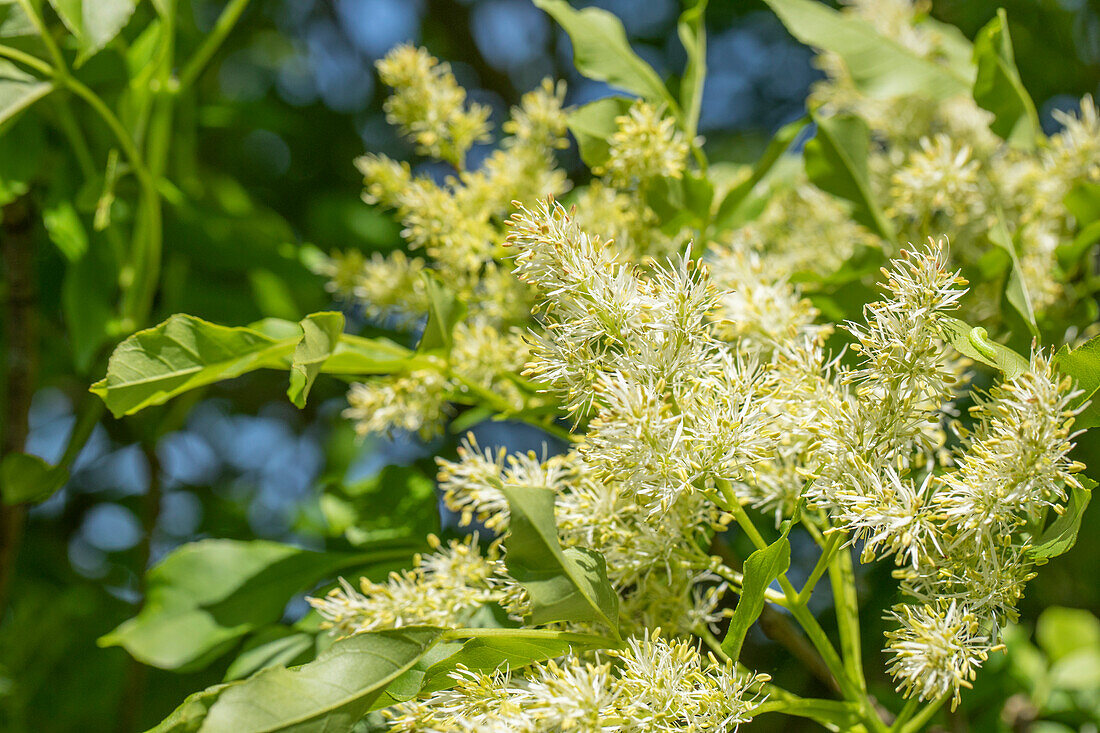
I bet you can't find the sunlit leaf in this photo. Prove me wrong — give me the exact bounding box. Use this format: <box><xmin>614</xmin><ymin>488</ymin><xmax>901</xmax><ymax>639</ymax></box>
<box><xmin>1029</xmin><ymin>478</ymin><xmax>1094</xmax><ymax>562</ymax></box>
<box><xmin>48</xmin><ymin>0</ymin><xmax>138</xmax><ymax>65</ymax></box>
<box><xmin>804</xmin><ymin>113</ymin><xmax>894</xmax><ymax>241</ymax></box>
<box><xmin>1054</xmin><ymin>334</ymin><xmax>1100</xmax><ymax>431</ymax></box>
<box><xmin>497</xmin><ymin>481</ymin><xmax>619</xmax><ymax>634</ymax></box>
<box><xmin>762</xmin><ymin>0</ymin><xmax>972</xmax><ymax>99</ymax></box>
<box><xmin>566</xmin><ymin>96</ymin><xmax>633</xmax><ymax>170</ymax></box>
<box><xmin>972</xmin><ymin>9</ymin><xmax>1041</xmax><ymax>149</ymax></box>
<box><xmin>533</xmin><ymin>0</ymin><xmax>674</xmax><ymax>108</ymax></box>
<box><xmin>287</xmin><ymin>311</ymin><xmax>344</xmax><ymax>408</ymax></box>
<box><xmin>418</xmin><ymin>273</ymin><xmax>465</xmax><ymax>353</ymax></box>
<box><xmin>721</xmin><ymin>532</ymin><xmax>791</xmax><ymax>661</ymax></box>
<box><xmin>941</xmin><ymin>317</ymin><xmax>1029</xmax><ymax>380</ymax></box>
<box><xmin>714</xmin><ymin>116</ymin><xmax>808</xmax><ymax>231</ymax></box>
<box><xmin>149</xmin><ymin>627</ymin><xmax>444</xmax><ymax>733</ymax></box>
<box><xmin>0</xmin><ymin>59</ymin><xmax>51</xmax><ymax>126</ymax></box>
<box><xmin>677</xmin><ymin>0</ymin><xmax>707</xmax><ymax>138</ymax></box>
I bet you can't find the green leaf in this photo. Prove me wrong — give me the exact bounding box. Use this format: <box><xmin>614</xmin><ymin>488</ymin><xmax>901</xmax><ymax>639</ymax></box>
<box><xmin>420</xmin><ymin>631</ymin><xmax>612</xmax><ymax>694</ymax></box>
<box><xmin>754</xmin><ymin>698</ymin><xmax>862</xmax><ymax>729</ymax></box>
<box><xmin>1064</xmin><ymin>180</ymin><xmax>1100</xmax><ymax>229</ymax></box>
<box><xmin>566</xmin><ymin>96</ymin><xmax>634</xmax><ymax>170</ymax></box>
<box><xmin>644</xmin><ymin>171</ymin><xmax>713</xmax><ymax>230</ymax></box>
<box><xmin>63</xmin><ymin>242</ymin><xmax>118</xmax><ymax>372</ymax></box>
<box><xmin>762</xmin><ymin>0</ymin><xmax>972</xmax><ymax>100</ymax></box>
<box><xmin>988</xmin><ymin>214</ymin><xmax>1038</xmax><ymax>336</ymax></box>
<box><xmin>224</xmin><ymin>628</ymin><xmax>316</xmax><ymax>682</ymax></box>
<box><xmin>0</xmin><ymin>113</ymin><xmax>44</xmax><ymax>204</ymax></box>
<box><xmin>42</xmin><ymin>197</ymin><xmax>88</xmax><ymax>261</ymax></box>
<box><xmin>47</xmin><ymin>0</ymin><xmax>138</xmax><ymax>65</ymax></box>
<box><xmin>1029</xmin><ymin>478</ymin><xmax>1094</xmax><ymax>562</ymax></box>
<box><xmin>677</xmin><ymin>0</ymin><xmax>707</xmax><ymax>139</ymax></box>
<box><xmin>941</xmin><ymin>317</ymin><xmax>1029</xmax><ymax>380</ymax></box>
<box><xmin>418</xmin><ymin>273</ymin><xmax>465</xmax><ymax>353</ymax></box>
<box><xmin>0</xmin><ymin>59</ymin><xmax>51</xmax><ymax>126</ymax></box>
<box><xmin>721</xmin><ymin>530</ymin><xmax>791</xmax><ymax>661</ymax></box>
<box><xmin>0</xmin><ymin>0</ymin><xmax>34</xmax><ymax>36</ymax></box>
<box><xmin>287</xmin><ymin>311</ymin><xmax>344</xmax><ymax>408</ymax></box>
<box><xmin>1057</xmin><ymin>218</ymin><xmax>1100</xmax><ymax>270</ymax></box>
<box><xmin>1054</xmin><ymin>334</ymin><xmax>1100</xmax><ymax>431</ymax></box>
<box><xmin>714</xmin><ymin>116</ymin><xmax>808</xmax><ymax>231</ymax></box>
<box><xmin>972</xmin><ymin>9</ymin><xmax>1041</xmax><ymax>149</ymax></box>
<box><xmin>1036</xmin><ymin>606</ymin><xmax>1100</xmax><ymax>662</ymax></box>
<box><xmin>149</xmin><ymin>627</ymin><xmax>444</xmax><ymax>733</ymax></box>
<box><xmin>496</xmin><ymin>481</ymin><xmax>619</xmax><ymax>633</ymax></box>
<box><xmin>804</xmin><ymin>113</ymin><xmax>894</xmax><ymax>241</ymax></box>
<box><xmin>90</xmin><ymin>314</ymin><xmax>296</xmax><ymax>417</ymax></box>
<box><xmin>0</xmin><ymin>452</ymin><xmax>69</xmax><ymax>505</ymax></box>
<box><xmin>98</xmin><ymin>539</ymin><xmax>408</xmax><ymax>670</ymax></box>
<box><xmin>533</xmin><ymin>0</ymin><xmax>674</xmax><ymax>107</ymax></box>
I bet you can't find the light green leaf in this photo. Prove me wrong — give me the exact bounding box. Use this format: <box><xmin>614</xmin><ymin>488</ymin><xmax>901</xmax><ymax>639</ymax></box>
<box><xmin>566</xmin><ymin>96</ymin><xmax>633</xmax><ymax>170</ymax></box>
<box><xmin>497</xmin><ymin>481</ymin><xmax>619</xmax><ymax>634</ymax></box>
<box><xmin>1036</xmin><ymin>606</ymin><xmax>1100</xmax><ymax>662</ymax></box>
<box><xmin>533</xmin><ymin>0</ymin><xmax>674</xmax><ymax>107</ymax></box>
<box><xmin>1064</xmin><ymin>180</ymin><xmax>1100</xmax><ymax>228</ymax></box>
<box><xmin>92</xmin><ymin>314</ymin><xmax>413</xmax><ymax>417</ymax></box>
<box><xmin>941</xmin><ymin>317</ymin><xmax>1029</xmax><ymax>380</ymax></box>
<box><xmin>149</xmin><ymin>627</ymin><xmax>444</xmax><ymax>733</ymax></box>
<box><xmin>1029</xmin><ymin>478</ymin><xmax>1094</xmax><ymax>562</ymax></box>
<box><xmin>721</xmin><ymin>531</ymin><xmax>791</xmax><ymax>661</ymax></box>
<box><xmin>972</xmin><ymin>9</ymin><xmax>1041</xmax><ymax>149</ymax></box>
<box><xmin>43</xmin><ymin>198</ymin><xmax>88</xmax><ymax>261</ymax></box>
<box><xmin>0</xmin><ymin>0</ymin><xmax>34</xmax><ymax>36</ymax></box>
<box><xmin>1053</xmin><ymin>334</ymin><xmax>1100</xmax><ymax>431</ymax></box>
<box><xmin>224</xmin><ymin>628</ymin><xmax>316</xmax><ymax>682</ymax></box>
<box><xmin>0</xmin><ymin>59</ymin><xmax>52</xmax><ymax>126</ymax></box>
<box><xmin>0</xmin><ymin>451</ymin><xmax>68</xmax><ymax>505</ymax></box>
<box><xmin>677</xmin><ymin>0</ymin><xmax>707</xmax><ymax>139</ymax></box>
<box><xmin>90</xmin><ymin>314</ymin><xmax>296</xmax><ymax>417</ymax></box>
<box><xmin>762</xmin><ymin>0</ymin><xmax>972</xmax><ymax>100</ymax></box>
<box><xmin>98</xmin><ymin>539</ymin><xmax>411</xmax><ymax>670</ymax></box>
<box><xmin>714</xmin><ymin>116</ymin><xmax>808</xmax><ymax>231</ymax></box>
<box><xmin>48</xmin><ymin>0</ymin><xmax>138</xmax><ymax>65</ymax></box>
<box><xmin>804</xmin><ymin>113</ymin><xmax>894</xmax><ymax>241</ymax></box>
<box><xmin>418</xmin><ymin>273</ymin><xmax>465</xmax><ymax>353</ymax></box>
<box><xmin>753</xmin><ymin>698</ymin><xmax>862</xmax><ymax>729</ymax></box>
<box><xmin>287</xmin><ymin>311</ymin><xmax>344</xmax><ymax>408</ymax></box>
<box><xmin>988</xmin><ymin>214</ymin><xmax>1038</xmax><ymax>336</ymax></box>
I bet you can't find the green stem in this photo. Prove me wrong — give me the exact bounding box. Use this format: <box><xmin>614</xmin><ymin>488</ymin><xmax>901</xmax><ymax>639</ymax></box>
<box><xmin>830</xmin><ymin>542</ymin><xmax>866</xmax><ymax>693</ymax></box>
<box><xmin>898</xmin><ymin>697</ymin><xmax>946</xmax><ymax>733</ymax></box>
<box><xmin>889</xmin><ymin>696</ymin><xmax>920</xmax><ymax>732</ymax></box>
<box><xmin>176</xmin><ymin>0</ymin><xmax>251</xmax><ymax>92</ymax></box>
<box><xmin>15</xmin><ymin>0</ymin><xmax>65</xmax><ymax>72</ymax></box>
<box><xmin>798</xmin><ymin>531</ymin><xmax>841</xmax><ymax>604</ymax></box>
<box><xmin>0</xmin><ymin>43</ymin><xmax>53</xmax><ymax>75</ymax></box>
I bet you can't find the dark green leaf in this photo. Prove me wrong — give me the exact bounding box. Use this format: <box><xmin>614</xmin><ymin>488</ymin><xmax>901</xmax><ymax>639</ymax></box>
<box><xmin>98</xmin><ymin>539</ymin><xmax>410</xmax><ymax>670</ymax></box>
<box><xmin>566</xmin><ymin>96</ymin><xmax>633</xmax><ymax>170</ymax></box>
<box><xmin>48</xmin><ymin>0</ymin><xmax>138</xmax><ymax>65</ymax></box>
<box><xmin>418</xmin><ymin>273</ymin><xmax>465</xmax><ymax>353</ymax></box>
<box><xmin>762</xmin><ymin>0</ymin><xmax>972</xmax><ymax>100</ymax></box>
<box><xmin>721</xmin><ymin>532</ymin><xmax>791</xmax><ymax>661</ymax></box>
<box><xmin>533</xmin><ymin>0</ymin><xmax>674</xmax><ymax>107</ymax></box>
<box><xmin>224</xmin><ymin>628</ymin><xmax>316</xmax><ymax>682</ymax></box>
<box><xmin>677</xmin><ymin>0</ymin><xmax>707</xmax><ymax>139</ymax></box>
<box><xmin>149</xmin><ymin>627</ymin><xmax>444</xmax><ymax>733</ymax></box>
<box><xmin>1029</xmin><ymin>478</ymin><xmax>1094</xmax><ymax>561</ymax></box>
<box><xmin>1054</xmin><ymin>334</ymin><xmax>1100</xmax><ymax>431</ymax></box>
<box><xmin>497</xmin><ymin>482</ymin><xmax>619</xmax><ymax>633</ymax></box>
<box><xmin>972</xmin><ymin>9</ymin><xmax>1041</xmax><ymax>149</ymax></box>
<box><xmin>0</xmin><ymin>452</ymin><xmax>68</xmax><ymax>505</ymax></box>
<box><xmin>941</xmin><ymin>317</ymin><xmax>1029</xmax><ymax>380</ymax></box>
<box><xmin>1057</xmin><ymin>219</ymin><xmax>1100</xmax><ymax>270</ymax></box>
<box><xmin>0</xmin><ymin>113</ymin><xmax>44</xmax><ymax>204</ymax></box>
<box><xmin>0</xmin><ymin>59</ymin><xmax>51</xmax><ymax>126</ymax></box>
<box><xmin>287</xmin><ymin>311</ymin><xmax>344</xmax><ymax>408</ymax></box>
<box><xmin>714</xmin><ymin>116</ymin><xmax>807</xmax><ymax>231</ymax></box>
<box><xmin>804</xmin><ymin>114</ymin><xmax>894</xmax><ymax>241</ymax></box>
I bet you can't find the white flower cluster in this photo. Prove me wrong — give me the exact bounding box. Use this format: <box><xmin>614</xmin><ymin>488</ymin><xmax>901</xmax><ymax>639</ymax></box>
<box><xmin>387</xmin><ymin>633</ymin><xmax>764</xmax><ymax>732</ymax></box>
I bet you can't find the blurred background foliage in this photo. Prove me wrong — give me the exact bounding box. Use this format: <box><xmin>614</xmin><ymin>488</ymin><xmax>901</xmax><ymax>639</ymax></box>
<box><xmin>0</xmin><ymin>0</ymin><xmax>1098</xmax><ymax>731</ymax></box>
